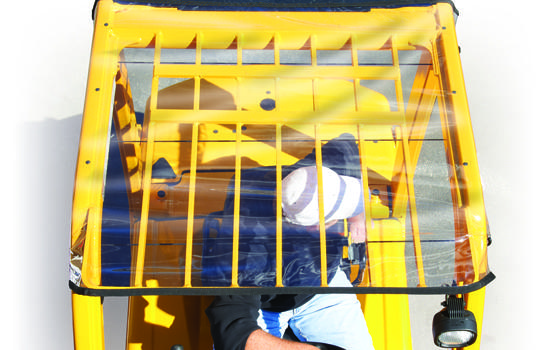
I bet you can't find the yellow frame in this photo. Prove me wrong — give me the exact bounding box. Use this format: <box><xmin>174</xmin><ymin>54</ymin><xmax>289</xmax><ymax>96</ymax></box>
<box><xmin>71</xmin><ymin>1</ymin><xmax>492</xmax><ymax>349</ymax></box>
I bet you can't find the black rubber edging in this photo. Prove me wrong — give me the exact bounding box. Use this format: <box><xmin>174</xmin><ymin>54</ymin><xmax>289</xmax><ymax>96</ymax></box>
<box><xmin>70</xmin><ymin>271</ymin><xmax>494</xmax><ymax>297</ymax></box>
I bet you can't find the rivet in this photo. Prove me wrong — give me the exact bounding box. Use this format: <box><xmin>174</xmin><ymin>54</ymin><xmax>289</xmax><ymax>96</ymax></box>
<box><xmin>260</xmin><ymin>98</ymin><xmax>276</xmax><ymax>111</ymax></box>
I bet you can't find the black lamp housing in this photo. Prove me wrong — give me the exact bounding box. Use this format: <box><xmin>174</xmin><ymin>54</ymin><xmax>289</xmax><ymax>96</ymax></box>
<box><xmin>432</xmin><ymin>295</ymin><xmax>478</xmax><ymax>348</ymax></box>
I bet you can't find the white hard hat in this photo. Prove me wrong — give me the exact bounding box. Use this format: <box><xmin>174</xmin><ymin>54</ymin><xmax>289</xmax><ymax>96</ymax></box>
<box><xmin>281</xmin><ymin>166</ymin><xmax>364</xmax><ymax>226</ymax></box>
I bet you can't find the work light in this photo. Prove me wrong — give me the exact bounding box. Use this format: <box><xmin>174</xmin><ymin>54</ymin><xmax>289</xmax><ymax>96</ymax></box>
<box><xmin>432</xmin><ymin>295</ymin><xmax>477</xmax><ymax>348</ymax></box>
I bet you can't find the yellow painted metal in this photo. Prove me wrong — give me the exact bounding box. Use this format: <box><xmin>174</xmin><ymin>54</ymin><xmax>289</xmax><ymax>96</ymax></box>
<box><xmin>397</xmin><ymin>125</ymin><xmax>426</xmax><ymax>288</ymax></box>
<box><xmin>390</xmin><ymin>54</ymin><xmax>437</xmax><ymax>221</ymax></box>
<box><xmin>72</xmin><ymin>2</ymin><xmax>491</xmax><ymax>350</ymax></box>
<box><xmin>152</xmin><ymin>109</ymin><xmax>405</xmax><ymax>125</ymax></box>
<box><xmin>184</xmin><ymin>122</ymin><xmax>200</xmax><ymax>287</ymax></box>
<box><xmin>459</xmin><ymin>288</ymin><xmax>487</xmax><ymax>350</ymax></box>
<box><xmin>391</xmin><ymin>39</ymin><xmax>406</xmax><ymax>112</ymax></box>
<box><xmin>150</xmin><ymin>33</ymin><xmax>162</xmax><ymax>116</ymax></box>
<box><xmin>71</xmin><ymin>0</ymin><xmax>115</xmax><ymax>250</ymax></box>
<box><xmin>72</xmin><ymin>0</ymin><xmax>120</xmax><ymax>289</ymax></box>
<box><xmin>359</xmin><ymin>219</ymin><xmax>412</xmax><ymax>350</ymax></box>
<box><xmin>231</xmin><ymin>123</ymin><xmax>243</xmax><ymax>287</ymax></box>
<box><xmin>113</xmin><ymin>57</ymin><xmax>143</xmax><ymax>214</ymax></box>
<box><xmin>315</xmin><ymin>124</ymin><xmax>329</xmax><ymax>287</ymax></box>
<box><xmin>133</xmin><ymin>124</ymin><xmax>156</xmax><ymax>287</ymax></box>
<box><xmin>356</xmin><ymin>125</ymin><xmax>373</xmax><ymax>286</ymax></box>
<box><xmin>81</xmin><ymin>207</ymin><xmax>102</xmax><ymax>287</ymax></box>
<box><xmin>72</xmin><ymin>293</ymin><xmax>105</xmax><ymax>350</ymax></box>
<box><xmin>102</xmin><ymin>3</ymin><xmax>440</xmax><ymax>52</ymax></box>
<box><xmin>73</xmin><ymin>0</ymin><xmax>489</xmax><ymax>293</ymax></box>
<box><xmin>434</xmin><ymin>3</ymin><xmax>489</xmax><ymax>284</ymax></box>
<box><xmin>127</xmin><ymin>294</ymin><xmax>215</xmax><ymax>350</ymax></box>
<box><xmin>275</xmin><ymin>124</ymin><xmax>284</xmax><ymax>287</ymax></box>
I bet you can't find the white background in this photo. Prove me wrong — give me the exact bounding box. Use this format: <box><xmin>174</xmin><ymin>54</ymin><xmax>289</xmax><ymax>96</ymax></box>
<box><xmin>4</xmin><ymin>0</ymin><xmax>549</xmax><ymax>349</ymax></box>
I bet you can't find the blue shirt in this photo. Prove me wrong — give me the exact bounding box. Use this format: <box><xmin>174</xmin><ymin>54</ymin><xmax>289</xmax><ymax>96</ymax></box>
<box><xmin>202</xmin><ymin>133</ymin><xmax>362</xmax><ymax>287</ymax></box>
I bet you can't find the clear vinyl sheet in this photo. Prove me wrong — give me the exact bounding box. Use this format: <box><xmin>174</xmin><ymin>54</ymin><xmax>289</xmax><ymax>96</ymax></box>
<box><xmin>71</xmin><ymin>1</ymin><xmax>491</xmax><ymax>294</ymax></box>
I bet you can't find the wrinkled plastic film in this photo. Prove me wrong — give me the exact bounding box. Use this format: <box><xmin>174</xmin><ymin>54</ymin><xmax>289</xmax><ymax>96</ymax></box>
<box><xmin>71</xmin><ymin>3</ymin><xmax>491</xmax><ymax>294</ymax></box>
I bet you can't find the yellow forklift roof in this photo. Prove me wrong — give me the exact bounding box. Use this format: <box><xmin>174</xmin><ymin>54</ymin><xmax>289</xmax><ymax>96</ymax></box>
<box><xmin>70</xmin><ymin>0</ymin><xmax>494</xmax><ymax>297</ymax></box>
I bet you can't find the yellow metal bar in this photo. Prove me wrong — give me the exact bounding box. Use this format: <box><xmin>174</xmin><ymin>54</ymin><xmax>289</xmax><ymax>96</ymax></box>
<box><xmin>436</xmin><ymin>3</ymin><xmax>488</xmax><ymax>282</ymax></box>
<box><xmin>357</xmin><ymin>125</ymin><xmax>372</xmax><ymax>287</ymax></box>
<box><xmin>151</xmin><ymin>109</ymin><xmax>405</xmax><ymax>125</ymax></box>
<box><xmin>71</xmin><ymin>0</ymin><xmax>117</xmax><ymax>248</ymax></box>
<box><xmin>311</xmin><ymin>35</ymin><xmax>318</xmax><ymax>67</ymax></box>
<box><xmin>314</xmin><ymin>124</ymin><xmax>328</xmax><ymax>287</ymax></box>
<box><xmin>184</xmin><ymin>122</ymin><xmax>200</xmax><ymax>287</ymax></box>
<box><xmin>134</xmin><ymin>123</ymin><xmax>156</xmax><ymax>287</ymax></box>
<box><xmin>433</xmin><ymin>39</ymin><xmax>463</xmax><ymax>209</ymax></box>
<box><xmin>81</xmin><ymin>207</ymin><xmax>102</xmax><ymax>287</ymax></box>
<box><xmin>274</xmin><ymin>33</ymin><xmax>281</xmax><ymax>109</ymax></box>
<box><xmin>351</xmin><ymin>33</ymin><xmax>359</xmax><ymax>67</ymax></box>
<box><xmin>405</xmin><ymin>52</ymin><xmax>437</xmax><ymax>138</ymax></box>
<box><xmin>460</xmin><ymin>288</ymin><xmax>487</xmax><ymax>350</ymax></box>
<box><xmin>150</xmin><ymin>32</ymin><xmax>163</xmax><ymax>111</ymax></box>
<box><xmin>105</xmin><ymin>6</ymin><xmax>440</xmax><ymax>49</ymax></box>
<box><xmin>275</xmin><ymin>124</ymin><xmax>284</xmax><ymax>287</ymax></box>
<box><xmin>236</xmin><ymin>77</ymin><xmax>243</xmax><ymax>111</ymax></box>
<box><xmin>397</xmin><ymin>126</ymin><xmax>426</xmax><ymax>287</ymax></box>
<box><xmin>390</xmin><ymin>54</ymin><xmax>437</xmax><ymax>219</ymax></box>
<box><xmin>193</xmin><ymin>77</ymin><xmax>201</xmax><ymax>111</ymax></box>
<box><xmin>72</xmin><ymin>293</ymin><xmax>105</xmax><ymax>350</ymax></box>
<box><xmin>237</xmin><ymin>32</ymin><xmax>243</xmax><ymax>65</ymax></box>
<box><xmin>391</xmin><ymin>37</ymin><xmax>405</xmax><ymax>112</ymax></box>
<box><xmin>113</xmin><ymin>57</ymin><xmax>143</xmax><ymax>215</ymax></box>
<box><xmin>353</xmin><ymin>78</ymin><xmax>362</xmax><ymax>112</ymax></box>
<box><xmin>311</xmin><ymin>35</ymin><xmax>320</xmax><ymax>113</ymax></box>
<box><xmin>360</xmin><ymin>219</ymin><xmax>412</xmax><ymax>349</ymax></box>
<box><xmin>351</xmin><ymin>35</ymin><xmax>362</xmax><ymax>112</ymax></box>
<box><xmin>274</xmin><ymin>33</ymin><xmax>281</xmax><ymax>66</ymax></box>
<box><xmin>231</xmin><ymin>123</ymin><xmax>243</xmax><ymax>287</ymax></box>
<box><xmin>155</xmin><ymin>64</ymin><xmax>400</xmax><ymax>80</ymax></box>
<box><xmin>435</xmin><ymin>87</ymin><xmax>471</xmax><ymax>284</ymax></box>
<box><xmin>236</xmin><ymin>34</ymin><xmax>244</xmax><ymax>110</ymax></box>
<box><xmin>135</xmin><ymin>36</ymin><xmax>161</xmax><ymax>289</ymax></box>
<box><xmin>196</xmin><ymin>31</ymin><xmax>203</xmax><ymax>67</ymax></box>
<box><xmin>192</xmin><ymin>33</ymin><xmax>203</xmax><ymax>111</ymax></box>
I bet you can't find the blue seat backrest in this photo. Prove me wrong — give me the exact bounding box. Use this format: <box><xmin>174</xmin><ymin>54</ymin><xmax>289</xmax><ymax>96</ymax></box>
<box><xmin>201</xmin><ymin>167</ymin><xmax>347</xmax><ymax>287</ymax></box>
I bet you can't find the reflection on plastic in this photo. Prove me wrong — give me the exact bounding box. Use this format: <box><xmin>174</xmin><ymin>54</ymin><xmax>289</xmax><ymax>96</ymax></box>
<box><xmin>71</xmin><ymin>6</ymin><xmax>490</xmax><ymax>294</ymax></box>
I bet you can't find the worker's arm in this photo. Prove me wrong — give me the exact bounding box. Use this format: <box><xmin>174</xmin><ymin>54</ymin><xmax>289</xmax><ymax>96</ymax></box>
<box><xmin>347</xmin><ymin>211</ymin><xmax>366</xmax><ymax>243</ymax></box>
<box><xmin>245</xmin><ymin>329</ymin><xmax>318</xmax><ymax>350</ymax></box>
<box><xmin>306</xmin><ymin>211</ymin><xmax>365</xmax><ymax>243</ymax></box>
<box><xmin>207</xmin><ymin>296</ymin><xmax>320</xmax><ymax>350</ymax></box>
<box><xmin>206</xmin><ymin>295</ymin><xmax>262</xmax><ymax>350</ymax></box>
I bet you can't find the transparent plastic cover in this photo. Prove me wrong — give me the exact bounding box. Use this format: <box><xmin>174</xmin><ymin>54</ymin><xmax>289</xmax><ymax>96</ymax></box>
<box><xmin>70</xmin><ymin>3</ymin><xmax>491</xmax><ymax>295</ymax></box>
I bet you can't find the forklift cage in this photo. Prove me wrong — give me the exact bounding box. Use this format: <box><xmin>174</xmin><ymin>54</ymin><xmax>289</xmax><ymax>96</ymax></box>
<box><xmin>70</xmin><ymin>1</ymin><xmax>494</xmax><ymax>349</ymax></box>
